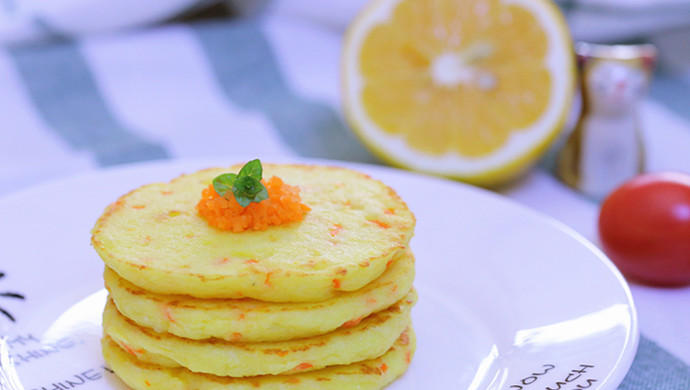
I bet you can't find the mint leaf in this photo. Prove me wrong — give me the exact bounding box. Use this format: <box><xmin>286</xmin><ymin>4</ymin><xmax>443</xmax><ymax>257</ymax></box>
<box><xmin>213</xmin><ymin>173</ymin><xmax>237</xmax><ymax>199</ymax></box>
<box><xmin>212</xmin><ymin>160</ymin><xmax>268</xmax><ymax>207</ymax></box>
<box><xmin>238</xmin><ymin>159</ymin><xmax>263</xmax><ymax>181</ymax></box>
<box><xmin>233</xmin><ymin>176</ymin><xmax>268</xmax><ymax>207</ymax></box>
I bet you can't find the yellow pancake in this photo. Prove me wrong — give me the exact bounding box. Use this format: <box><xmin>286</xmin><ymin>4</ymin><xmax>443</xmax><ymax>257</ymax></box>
<box><xmin>102</xmin><ymin>326</ymin><xmax>415</xmax><ymax>390</ymax></box>
<box><xmin>105</xmin><ymin>249</ymin><xmax>415</xmax><ymax>342</ymax></box>
<box><xmin>92</xmin><ymin>164</ymin><xmax>416</xmax><ymax>302</ymax></box>
<box><xmin>102</xmin><ymin>290</ymin><xmax>416</xmax><ymax>377</ymax></box>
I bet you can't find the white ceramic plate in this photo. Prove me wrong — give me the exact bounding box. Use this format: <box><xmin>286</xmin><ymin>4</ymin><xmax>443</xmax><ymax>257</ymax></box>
<box><xmin>0</xmin><ymin>158</ymin><xmax>637</xmax><ymax>389</ymax></box>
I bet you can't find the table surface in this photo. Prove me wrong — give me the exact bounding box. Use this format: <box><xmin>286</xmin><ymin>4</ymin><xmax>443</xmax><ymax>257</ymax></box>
<box><xmin>1</xmin><ymin>6</ymin><xmax>689</xmax><ymax>389</ymax></box>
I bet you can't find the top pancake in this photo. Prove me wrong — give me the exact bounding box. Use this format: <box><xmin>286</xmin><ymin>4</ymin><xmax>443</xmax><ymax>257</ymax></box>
<box><xmin>91</xmin><ymin>164</ymin><xmax>415</xmax><ymax>302</ymax></box>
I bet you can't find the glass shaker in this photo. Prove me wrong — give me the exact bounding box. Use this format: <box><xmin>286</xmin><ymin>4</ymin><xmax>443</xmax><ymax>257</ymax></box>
<box><xmin>556</xmin><ymin>42</ymin><xmax>656</xmax><ymax>200</ymax></box>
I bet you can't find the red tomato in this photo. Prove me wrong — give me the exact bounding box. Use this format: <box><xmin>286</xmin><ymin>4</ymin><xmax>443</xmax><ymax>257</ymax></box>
<box><xmin>598</xmin><ymin>172</ymin><xmax>690</xmax><ymax>287</ymax></box>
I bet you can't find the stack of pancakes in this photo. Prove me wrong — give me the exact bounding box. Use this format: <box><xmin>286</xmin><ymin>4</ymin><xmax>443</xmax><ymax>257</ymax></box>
<box><xmin>91</xmin><ymin>164</ymin><xmax>417</xmax><ymax>389</ymax></box>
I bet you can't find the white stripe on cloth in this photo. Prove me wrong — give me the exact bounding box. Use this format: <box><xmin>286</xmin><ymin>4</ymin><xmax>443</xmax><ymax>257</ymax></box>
<box><xmin>0</xmin><ymin>49</ymin><xmax>96</xmax><ymax>197</ymax></box>
<box><xmin>78</xmin><ymin>25</ymin><xmax>295</xmax><ymax>162</ymax></box>
<box><xmin>260</xmin><ymin>15</ymin><xmax>343</xmax><ymax>112</ymax></box>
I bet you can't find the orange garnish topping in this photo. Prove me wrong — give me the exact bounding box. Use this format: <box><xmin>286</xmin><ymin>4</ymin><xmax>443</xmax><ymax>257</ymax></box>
<box><xmin>197</xmin><ymin>176</ymin><xmax>310</xmax><ymax>232</ymax></box>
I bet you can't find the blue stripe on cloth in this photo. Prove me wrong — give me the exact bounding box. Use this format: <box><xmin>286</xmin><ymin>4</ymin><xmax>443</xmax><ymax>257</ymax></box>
<box><xmin>8</xmin><ymin>41</ymin><xmax>169</xmax><ymax>166</ymax></box>
<box><xmin>192</xmin><ymin>19</ymin><xmax>379</xmax><ymax>164</ymax></box>
<box><xmin>650</xmin><ymin>73</ymin><xmax>690</xmax><ymax>124</ymax></box>
<box><xmin>618</xmin><ymin>335</ymin><xmax>690</xmax><ymax>389</ymax></box>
